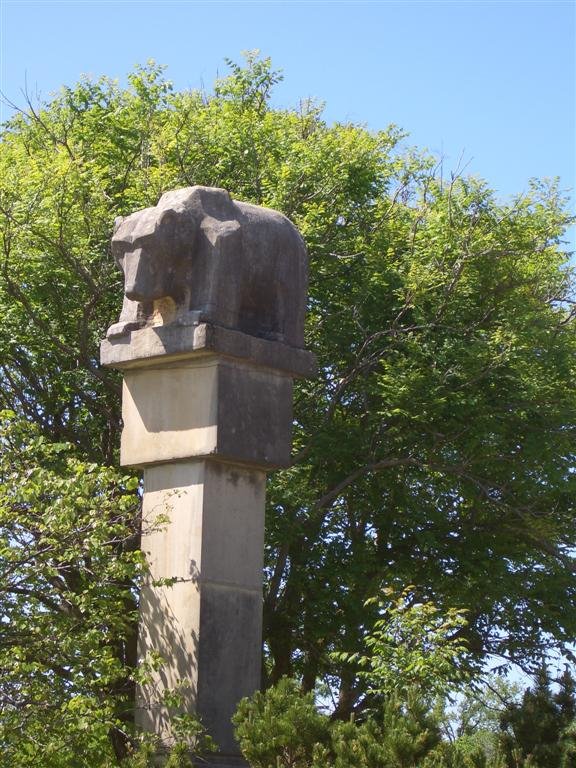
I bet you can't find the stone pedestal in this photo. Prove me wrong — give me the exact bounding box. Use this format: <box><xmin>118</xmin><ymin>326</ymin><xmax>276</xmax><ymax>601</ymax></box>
<box><xmin>101</xmin><ymin>322</ymin><xmax>315</xmax><ymax>762</ymax></box>
<box><xmin>138</xmin><ymin>460</ymin><xmax>265</xmax><ymax>756</ymax></box>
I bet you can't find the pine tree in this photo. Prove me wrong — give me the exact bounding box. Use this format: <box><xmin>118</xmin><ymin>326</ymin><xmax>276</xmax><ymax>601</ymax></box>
<box><xmin>499</xmin><ymin>667</ymin><xmax>576</xmax><ymax>768</ymax></box>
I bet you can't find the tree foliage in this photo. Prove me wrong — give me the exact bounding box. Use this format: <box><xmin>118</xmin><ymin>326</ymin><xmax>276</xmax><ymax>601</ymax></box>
<box><xmin>1</xmin><ymin>53</ymin><xmax>575</xmax><ymax>758</ymax></box>
<box><xmin>0</xmin><ymin>412</ymin><xmax>141</xmax><ymax>765</ymax></box>
<box><xmin>233</xmin><ymin>678</ymin><xmax>489</xmax><ymax>768</ymax></box>
<box><xmin>498</xmin><ymin>666</ymin><xmax>576</xmax><ymax>767</ymax></box>
<box><xmin>232</xmin><ymin>672</ymin><xmax>576</xmax><ymax>768</ymax></box>
<box><xmin>334</xmin><ymin>587</ymin><xmax>470</xmax><ymax>702</ymax></box>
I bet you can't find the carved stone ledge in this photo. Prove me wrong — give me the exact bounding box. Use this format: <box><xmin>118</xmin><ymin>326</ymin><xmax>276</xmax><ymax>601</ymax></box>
<box><xmin>100</xmin><ymin>322</ymin><xmax>317</xmax><ymax>379</ymax></box>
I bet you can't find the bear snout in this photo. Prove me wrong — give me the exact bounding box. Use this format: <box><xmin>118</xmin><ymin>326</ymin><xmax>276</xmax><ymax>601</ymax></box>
<box><xmin>123</xmin><ymin>249</ymin><xmax>165</xmax><ymax>302</ymax></box>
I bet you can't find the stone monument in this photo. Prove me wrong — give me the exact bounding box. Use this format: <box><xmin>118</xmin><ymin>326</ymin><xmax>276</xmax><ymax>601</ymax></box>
<box><xmin>100</xmin><ymin>186</ymin><xmax>315</xmax><ymax>765</ymax></box>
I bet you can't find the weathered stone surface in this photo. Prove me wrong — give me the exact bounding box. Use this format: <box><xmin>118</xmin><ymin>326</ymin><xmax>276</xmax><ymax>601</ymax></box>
<box><xmin>107</xmin><ymin>186</ymin><xmax>308</xmax><ymax>347</ymax></box>
<box><xmin>197</xmin><ymin>585</ymin><xmax>263</xmax><ymax>751</ymax></box>
<box><xmin>119</xmin><ymin>356</ymin><xmax>294</xmax><ymax>469</ymax></box>
<box><xmin>102</xmin><ymin>188</ymin><xmax>315</xmax><ymax>761</ymax></box>
<box><xmin>101</xmin><ymin>321</ymin><xmax>317</xmax><ymax>378</ymax></box>
<box><xmin>136</xmin><ymin>461</ymin><xmax>265</xmax><ymax>753</ymax></box>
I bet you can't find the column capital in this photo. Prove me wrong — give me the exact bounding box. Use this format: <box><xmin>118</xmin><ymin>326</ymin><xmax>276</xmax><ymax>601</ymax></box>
<box><xmin>100</xmin><ymin>321</ymin><xmax>317</xmax><ymax>379</ymax></box>
<box><xmin>101</xmin><ymin>324</ymin><xmax>316</xmax><ymax>470</ymax></box>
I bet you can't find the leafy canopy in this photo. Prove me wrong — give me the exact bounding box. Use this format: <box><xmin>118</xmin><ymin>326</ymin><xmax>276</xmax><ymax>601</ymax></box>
<box><xmin>0</xmin><ymin>412</ymin><xmax>142</xmax><ymax>765</ymax></box>
<box><xmin>1</xmin><ymin>53</ymin><xmax>575</xmax><ymax>759</ymax></box>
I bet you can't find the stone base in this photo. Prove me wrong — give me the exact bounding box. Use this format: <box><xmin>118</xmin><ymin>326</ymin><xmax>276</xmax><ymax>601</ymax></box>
<box><xmin>136</xmin><ymin>460</ymin><xmax>265</xmax><ymax>754</ymax></box>
<box><xmin>100</xmin><ymin>321</ymin><xmax>317</xmax><ymax>378</ymax></box>
<box><xmin>101</xmin><ymin>322</ymin><xmax>316</xmax><ymax>757</ymax></box>
<box><xmin>119</xmin><ymin>355</ymin><xmax>294</xmax><ymax>469</ymax></box>
<box><xmin>101</xmin><ymin>323</ymin><xmax>316</xmax><ymax>471</ymax></box>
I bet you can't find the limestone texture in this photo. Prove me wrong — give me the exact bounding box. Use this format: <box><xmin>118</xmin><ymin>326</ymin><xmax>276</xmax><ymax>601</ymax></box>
<box><xmin>101</xmin><ymin>188</ymin><xmax>315</xmax><ymax>760</ymax></box>
<box><xmin>137</xmin><ymin>460</ymin><xmax>265</xmax><ymax>755</ymax></box>
<box><xmin>107</xmin><ymin>186</ymin><xmax>308</xmax><ymax>348</ymax></box>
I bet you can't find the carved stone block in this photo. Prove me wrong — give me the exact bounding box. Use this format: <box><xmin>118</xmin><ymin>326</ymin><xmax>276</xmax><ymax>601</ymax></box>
<box><xmin>108</xmin><ymin>186</ymin><xmax>308</xmax><ymax>348</ymax></box>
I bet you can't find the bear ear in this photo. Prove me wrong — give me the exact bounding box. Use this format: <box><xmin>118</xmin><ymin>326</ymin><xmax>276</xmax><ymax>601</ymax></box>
<box><xmin>113</xmin><ymin>216</ymin><xmax>125</xmax><ymax>235</ymax></box>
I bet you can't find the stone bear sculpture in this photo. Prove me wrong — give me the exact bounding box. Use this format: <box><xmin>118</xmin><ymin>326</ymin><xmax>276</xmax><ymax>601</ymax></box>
<box><xmin>107</xmin><ymin>186</ymin><xmax>308</xmax><ymax>348</ymax></box>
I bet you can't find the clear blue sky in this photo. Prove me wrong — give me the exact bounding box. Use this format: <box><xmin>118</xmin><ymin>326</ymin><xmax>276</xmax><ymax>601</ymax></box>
<box><xmin>1</xmin><ymin>0</ymin><xmax>575</xmax><ymax>239</ymax></box>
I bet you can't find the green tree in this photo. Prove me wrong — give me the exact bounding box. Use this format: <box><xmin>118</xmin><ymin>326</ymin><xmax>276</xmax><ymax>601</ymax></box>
<box><xmin>233</xmin><ymin>677</ymin><xmax>500</xmax><ymax>768</ymax></box>
<box><xmin>1</xmin><ymin>53</ymin><xmax>575</xmax><ymax>757</ymax></box>
<box><xmin>233</xmin><ymin>677</ymin><xmax>331</xmax><ymax>768</ymax></box>
<box><xmin>0</xmin><ymin>412</ymin><xmax>141</xmax><ymax>765</ymax></box>
<box><xmin>335</xmin><ymin>586</ymin><xmax>470</xmax><ymax>703</ymax></box>
<box><xmin>498</xmin><ymin>667</ymin><xmax>576</xmax><ymax>767</ymax></box>
<box><xmin>233</xmin><ymin>677</ymin><xmax>444</xmax><ymax>768</ymax></box>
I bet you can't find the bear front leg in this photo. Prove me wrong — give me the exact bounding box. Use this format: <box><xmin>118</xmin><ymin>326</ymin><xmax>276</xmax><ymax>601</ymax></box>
<box><xmin>106</xmin><ymin>295</ymin><xmax>147</xmax><ymax>338</ymax></box>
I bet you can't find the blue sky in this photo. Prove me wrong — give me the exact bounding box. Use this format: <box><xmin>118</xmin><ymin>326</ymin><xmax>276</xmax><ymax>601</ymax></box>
<box><xmin>1</xmin><ymin>0</ymin><xmax>575</xmax><ymax>242</ymax></box>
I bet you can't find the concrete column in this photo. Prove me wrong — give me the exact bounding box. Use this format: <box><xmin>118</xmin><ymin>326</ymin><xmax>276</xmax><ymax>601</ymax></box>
<box><xmin>101</xmin><ymin>322</ymin><xmax>315</xmax><ymax>764</ymax></box>
<box><xmin>138</xmin><ymin>460</ymin><xmax>265</xmax><ymax>754</ymax></box>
